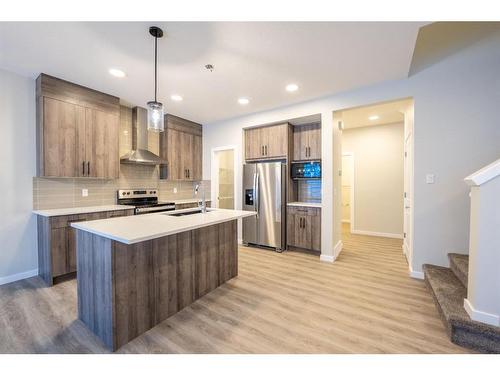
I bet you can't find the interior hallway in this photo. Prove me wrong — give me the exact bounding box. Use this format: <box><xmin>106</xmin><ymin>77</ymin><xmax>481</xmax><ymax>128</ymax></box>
<box><xmin>0</xmin><ymin>228</ymin><xmax>471</xmax><ymax>353</ymax></box>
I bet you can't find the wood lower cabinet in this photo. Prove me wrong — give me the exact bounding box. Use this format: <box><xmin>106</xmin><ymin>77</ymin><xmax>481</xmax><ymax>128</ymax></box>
<box><xmin>37</xmin><ymin>209</ymin><xmax>134</xmax><ymax>285</ymax></box>
<box><xmin>244</xmin><ymin>123</ymin><xmax>290</xmax><ymax>161</ymax></box>
<box><xmin>160</xmin><ymin>114</ymin><xmax>203</xmax><ymax>181</ymax></box>
<box><xmin>37</xmin><ymin>74</ymin><xmax>120</xmax><ymax>178</ymax></box>
<box><xmin>293</xmin><ymin>123</ymin><xmax>321</xmax><ymax>161</ymax></box>
<box><xmin>287</xmin><ymin>206</ymin><xmax>321</xmax><ymax>252</ymax></box>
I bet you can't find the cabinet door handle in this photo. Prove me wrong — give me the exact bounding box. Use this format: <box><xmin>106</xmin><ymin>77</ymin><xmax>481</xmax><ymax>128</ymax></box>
<box><xmin>188</xmin><ymin>169</ymin><xmax>190</xmax><ymax>178</ymax></box>
<box><xmin>82</xmin><ymin>161</ymin><xmax>85</xmax><ymax>176</ymax></box>
<box><xmin>265</xmin><ymin>145</ymin><xmax>268</xmax><ymax>155</ymax></box>
<box><xmin>87</xmin><ymin>161</ymin><xmax>90</xmax><ymax>176</ymax></box>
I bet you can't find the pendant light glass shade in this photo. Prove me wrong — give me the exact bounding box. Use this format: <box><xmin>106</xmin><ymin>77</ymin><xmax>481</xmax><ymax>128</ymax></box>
<box><xmin>147</xmin><ymin>26</ymin><xmax>164</xmax><ymax>132</ymax></box>
<box><xmin>147</xmin><ymin>100</ymin><xmax>164</xmax><ymax>132</ymax></box>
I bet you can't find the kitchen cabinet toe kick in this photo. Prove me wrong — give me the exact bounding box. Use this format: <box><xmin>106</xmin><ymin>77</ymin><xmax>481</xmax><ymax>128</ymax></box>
<box><xmin>76</xmin><ymin>219</ymin><xmax>238</xmax><ymax>351</ymax></box>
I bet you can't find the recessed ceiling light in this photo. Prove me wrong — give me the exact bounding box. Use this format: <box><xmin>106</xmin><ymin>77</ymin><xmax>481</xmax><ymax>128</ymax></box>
<box><xmin>368</xmin><ymin>115</ymin><xmax>379</xmax><ymax>121</ymax></box>
<box><xmin>109</xmin><ymin>68</ymin><xmax>126</xmax><ymax>78</ymax></box>
<box><xmin>238</xmin><ymin>97</ymin><xmax>250</xmax><ymax>105</ymax></box>
<box><xmin>286</xmin><ymin>83</ymin><xmax>299</xmax><ymax>92</ymax></box>
<box><xmin>171</xmin><ymin>94</ymin><xmax>183</xmax><ymax>102</ymax></box>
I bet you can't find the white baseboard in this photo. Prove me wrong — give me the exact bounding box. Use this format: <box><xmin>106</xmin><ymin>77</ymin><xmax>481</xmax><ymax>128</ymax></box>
<box><xmin>320</xmin><ymin>254</ymin><xmax>334</xmax><ymax>263</ymax></box>
<box><xmin>320</xmin><ymin>241</ymin><xmax>343</xmax><ymax>263</ymax></box>
<box><xmin>0</xmin><ymin>268</ymin><xmax>38</xmax><ymax>286</ymax></box>
<box><xmin>333</xmin><ymin>240</ymin><xmax>343</xmax><ymax>260</ymax></box>
<box><xmin>351</xmin><ymin>229</ymin><xmax>403</xmax><ymax>239</ymax></box>
<box><xmin>464</xmin><ymin>298</ymin><xmax>500</xmax><ymax>327</ymax></box>
<box><xmin>408</xmin><ymin>265</ymin><xmax>424</xmax><ymax>280</ymax></box>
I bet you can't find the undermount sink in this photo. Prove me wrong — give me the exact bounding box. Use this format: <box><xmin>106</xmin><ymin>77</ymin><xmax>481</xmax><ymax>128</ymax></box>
<box><xmin>169</xmin><ymin>209</ymin><xmax>203</xmax><ymax>217</ymax></box>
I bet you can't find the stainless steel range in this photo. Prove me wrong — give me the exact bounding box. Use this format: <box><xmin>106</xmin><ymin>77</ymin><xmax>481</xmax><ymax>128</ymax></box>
<box><xmin>117</xmin><ymin>189</ymin><xmax>175</xmax><ymax>215</ymax></box>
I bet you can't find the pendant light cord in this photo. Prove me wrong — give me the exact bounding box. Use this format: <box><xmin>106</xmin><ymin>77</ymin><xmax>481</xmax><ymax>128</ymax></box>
<box><xmin>154</xmin><ymin>34</ymin><xmax>158</xmax><ymax>103</ymax></box>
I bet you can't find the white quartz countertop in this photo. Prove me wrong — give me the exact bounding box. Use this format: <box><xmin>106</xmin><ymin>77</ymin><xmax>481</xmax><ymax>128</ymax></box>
<box><xmin>33</xmin><ymin>205</ymin><xmax>136</xmax><ymax>217</ymax></box>
<box><xmin>71</xmin><ymin>208</ymin><xmax>256</xmax><ymax>244</ymax></box>
<box><xmin>287</xmin><ymin>202</ymin><xmax>322</xmax><ymax>208</ymax></box>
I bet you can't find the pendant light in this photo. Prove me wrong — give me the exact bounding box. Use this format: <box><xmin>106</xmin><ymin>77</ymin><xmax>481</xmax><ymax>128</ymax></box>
<box><xmin>147</xmin><ymin>26</ymin><xmax>164</xmax><ymax>132</ymax></box>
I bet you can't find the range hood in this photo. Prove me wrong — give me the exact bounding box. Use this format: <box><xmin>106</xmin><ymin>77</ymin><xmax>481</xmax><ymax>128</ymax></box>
<box><xmin>120</xmin><ymin>106</ymin><xmax>167</xmax><ymax>165</ymax></box>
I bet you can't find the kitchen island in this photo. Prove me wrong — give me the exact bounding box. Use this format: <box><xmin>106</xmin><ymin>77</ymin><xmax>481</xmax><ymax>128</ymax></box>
<box><xmin>71</xmin><ymin>208</ymin><xmax>255</xmax><ymax>351</ymax></box>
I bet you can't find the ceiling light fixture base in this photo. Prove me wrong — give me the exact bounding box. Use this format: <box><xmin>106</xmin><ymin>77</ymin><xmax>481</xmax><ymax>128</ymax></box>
<box><xmin>149</xmin><ymin>26</ymin><xmax>164</xmax><ymax>38</ymax></box>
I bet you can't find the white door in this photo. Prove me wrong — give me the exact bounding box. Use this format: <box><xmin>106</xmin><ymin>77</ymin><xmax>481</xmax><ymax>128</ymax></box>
<box><xmin>341</xmin><ymin>153</ymin><xmax>354</xmax><ymax>226</ymax></box>
<box><xmin>403</xmin><ymin>105</ymin><xmax>414</xmax><ymax>262</ymax></box>
<box><xmin>214</xmin><ymin>149</ymin><xmax>235</xmax><ymax>209</ymax></box>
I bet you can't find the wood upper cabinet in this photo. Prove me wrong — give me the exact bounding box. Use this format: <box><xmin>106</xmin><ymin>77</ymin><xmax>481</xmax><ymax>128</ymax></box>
<box><xmin>244</xmin><ymin>123</ymin><xmax>289</xmax><ymax>161</ymax></box>
<box><xmin>160</xmin><ymin>114</ymin><xmax>203</xmax><ymax>181</ymax></box>
<box><xmin>244</xmin><ymin>127</ymin><xmax>262</xmax><ymax>160</ymax></box>
<box><xmin>287</xmin><ymin>206</ymin><xmax>321</xmax><ymax>252</ymax></box>
<box><xmin>192</xmin><ymin>134</ymin><xmax>203</xmax><ymax>180</ymax></box>
<box><xmin>85</xmin><ymin>108</ymin><xmax>120</xmax><ymax>179</ymax></box>
<box><xmin>42</xmin><ymin>97</ymin><xmax>85</xmax><ymax>177</ymax></box>
<box><xmin>37</xmin><ymin>74</ymin><xmax>120</xmax><ymax>178</ymax></box>
<box><xmin>293</xmin><ymin>123</ymin><xmax>321</xmax><ymax>161</ymax></box>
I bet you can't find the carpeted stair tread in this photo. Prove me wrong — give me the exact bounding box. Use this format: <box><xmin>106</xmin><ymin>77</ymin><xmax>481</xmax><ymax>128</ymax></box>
<box><xmin>423</xmin><ymin>264</ymin><xmax>500</xmax><ymax>353</ymax></box>
<box><xmin>448</xmin><ymin>253</ymin><xmax>469</xmax><ymax>288</ymax></box>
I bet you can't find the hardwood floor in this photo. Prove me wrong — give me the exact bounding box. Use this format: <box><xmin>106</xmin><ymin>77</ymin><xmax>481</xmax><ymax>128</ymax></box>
<box><xmin>0</xmin><ymin>225</ymin><xmax>471</xmax><ymax>353</ymax></box>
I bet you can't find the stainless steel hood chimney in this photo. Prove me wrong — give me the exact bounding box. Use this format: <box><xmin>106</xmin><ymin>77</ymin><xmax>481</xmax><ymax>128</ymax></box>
<box><xmin>120</xmin><ymin>107</ymin><xmax>167</xmax><ymax>165</ymax></box>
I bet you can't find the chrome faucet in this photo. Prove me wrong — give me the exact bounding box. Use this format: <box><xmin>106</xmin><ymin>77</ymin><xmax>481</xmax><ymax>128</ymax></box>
<box><xmin>195</xmin><ymin>183</ymin><xmax>207</xmax><ymax>213</ymax></box>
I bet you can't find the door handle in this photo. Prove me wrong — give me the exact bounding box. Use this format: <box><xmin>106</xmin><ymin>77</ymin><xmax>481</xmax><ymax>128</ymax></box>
<box><xmin>255</xmin><ymin>172</ymin><xmax>260</xmax><ymax>217</ymax></box>
<box><xmin>87</xmin><ymin>161</ymin><xmax>90</xmax><ymax>176</ymax></box>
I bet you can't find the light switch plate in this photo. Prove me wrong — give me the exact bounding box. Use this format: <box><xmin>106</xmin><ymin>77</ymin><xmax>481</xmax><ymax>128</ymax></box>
<box><xmin>173</xmin><ymin>187</ymin><xmax>177</xmax><ymax>194</ymax></box>
<box><xmin>426</xmin><ymin>174</ymin><xmax>435</xmax><ymax>184</ymax></box>
<box><xmin>82</xmin><ymin>188</ymin><xmax>88</xmax><ymax>197</ymax></box>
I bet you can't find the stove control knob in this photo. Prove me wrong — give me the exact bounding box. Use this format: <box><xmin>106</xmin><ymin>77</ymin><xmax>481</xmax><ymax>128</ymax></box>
<box><xmin>127</xmin><ymin>192</ymin><xmax>130</xmax><ymax>195</ymax></box>
<box><xmin>122</xmin><ymin>192</ymin><xmax>126</xmax><ymax>196</ymax></box>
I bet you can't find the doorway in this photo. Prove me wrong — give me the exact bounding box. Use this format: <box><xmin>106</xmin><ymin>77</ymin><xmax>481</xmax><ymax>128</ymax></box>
<box><xmin>212</xmin><ymin>147</ymin><xmax>236</xmax><ymax>209</ymax></box>
<box><xmin>336</xmin><ymin>98</ymin><xmax>414</xmax><ymax>263</ymax></box>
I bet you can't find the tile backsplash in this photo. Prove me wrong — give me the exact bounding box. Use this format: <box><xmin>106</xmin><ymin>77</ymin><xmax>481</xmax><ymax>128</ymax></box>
<box><xmin>33</xmin><ymin>164</ymin><xmax>210</xmax><ymax>209</ymax></box>
<box><xmin>297</xmin><ymin>180</ymin><xmax>322</xmax><ymax>203</ymax></box>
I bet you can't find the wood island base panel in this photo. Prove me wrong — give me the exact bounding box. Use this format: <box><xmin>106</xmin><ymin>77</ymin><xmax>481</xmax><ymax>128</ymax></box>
<box><xmin>76</xmin><ymin>220</ymin><xmax>238</xmax><ymax>351</ymax></box>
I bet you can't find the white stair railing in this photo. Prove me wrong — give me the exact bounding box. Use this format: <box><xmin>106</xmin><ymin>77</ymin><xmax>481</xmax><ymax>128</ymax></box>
<box><xmin>463</xmin><ymin>157</ymin><xmax>500</xmax><ymax>327</ymax></box>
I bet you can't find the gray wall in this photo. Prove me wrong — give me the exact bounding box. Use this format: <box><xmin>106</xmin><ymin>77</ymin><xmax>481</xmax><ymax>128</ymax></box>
<box><xmin>0</xmin><ymin>68</ymin><xmax>38</xmax><ymax>283</ymax></box>
<box><xmin>203</xmin><ymin>30</ymin><xmax>500</xmax><ymax>272</ymax></box>
<box><xmin>342</xmin><ymin>122</ymin><xmax>404</xmax><ymax>237</ymax></box>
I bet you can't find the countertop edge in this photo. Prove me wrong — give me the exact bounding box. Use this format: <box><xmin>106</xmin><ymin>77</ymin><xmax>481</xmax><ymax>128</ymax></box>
<box><xmin>33</xmin><ymin>205</ymin><xmax>136</xmax><ymax>217</ymax></box>
<box><xmin>287</xmin><ymin>202</ymin><xmax>322</xmax><ymax>208</ymax></box>
<box><xmin>71</xmin><ymin>211</ymin><xmax>256</xmax><ymax>245</ymax></box>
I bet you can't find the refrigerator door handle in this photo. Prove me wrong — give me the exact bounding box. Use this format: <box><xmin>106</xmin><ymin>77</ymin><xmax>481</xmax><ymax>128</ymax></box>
<box><xmin>275</xmin><ymin>165</ymin><xmax>281</xmax><ymax>222</ymax></box>
<box><xmin>254</xmin><ymin>172</ymin><xmax>259</xmax><ymax>217</ymax></box>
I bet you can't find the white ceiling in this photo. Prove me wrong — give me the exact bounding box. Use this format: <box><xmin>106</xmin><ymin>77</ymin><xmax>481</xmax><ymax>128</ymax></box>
<box><xmin>0</xmin><ymin>22</ymin><xmax>424</xmax><ymax>124</ymax></box>
<box><xmin>340</xmin><ymin>98</ymin><xmax>412</xmax><ymax>129</ymax></box>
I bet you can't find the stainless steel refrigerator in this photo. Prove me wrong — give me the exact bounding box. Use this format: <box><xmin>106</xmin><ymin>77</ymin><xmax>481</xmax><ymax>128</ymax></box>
<box><xmin>242</xmin><ymin>162</ymin><xmax>286</xmax><ymax>251</ymax></box>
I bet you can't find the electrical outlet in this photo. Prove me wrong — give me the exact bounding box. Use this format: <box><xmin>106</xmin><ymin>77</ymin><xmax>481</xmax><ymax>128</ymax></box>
<box><xmin>426</xmin><ymin>174</ymin><xmax>435</xmax><ymax>184</ymax></box>
<box><xmin>173</xmin><ymin>187</ymin><xmax>177</xmax><ymax>194</ymax></box>
<box><xmin>82</xmin><ymin>188</ymin><xmax>88</xmax><ymax>197</ymax></box>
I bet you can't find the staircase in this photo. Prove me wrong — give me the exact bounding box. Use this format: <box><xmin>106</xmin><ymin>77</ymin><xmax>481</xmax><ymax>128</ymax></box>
<box><xmin>423</xmin><ymin>253</ymin><xmax>500</xmax><ymax>353</ymax></box>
